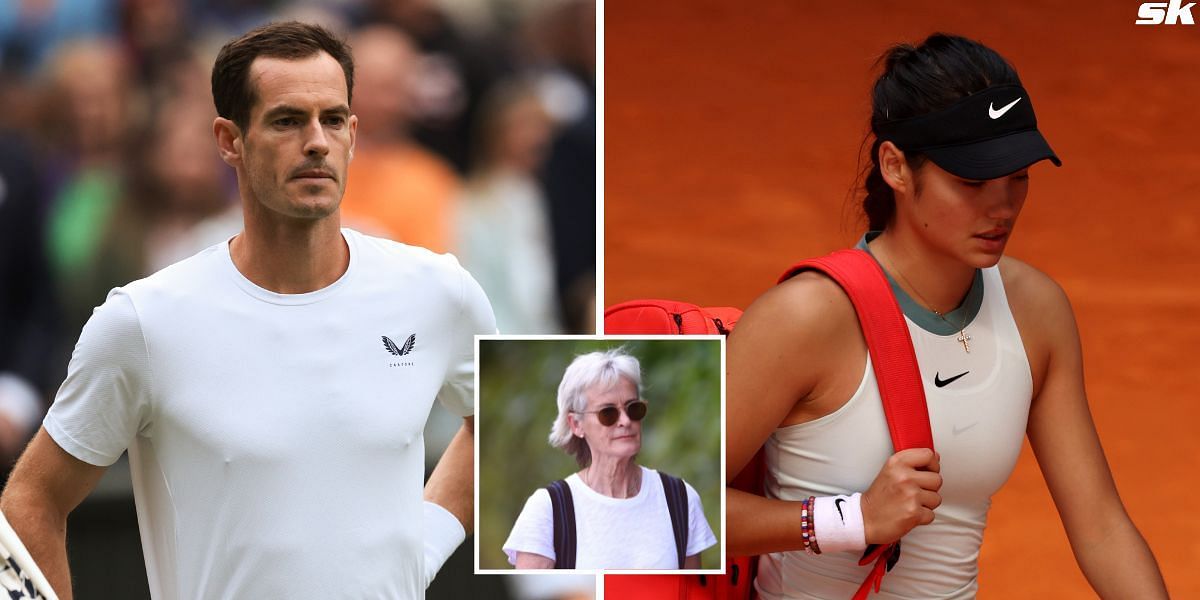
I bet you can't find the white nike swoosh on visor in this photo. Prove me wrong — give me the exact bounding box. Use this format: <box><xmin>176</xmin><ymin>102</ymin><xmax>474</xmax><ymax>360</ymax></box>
<box><xmin>988</xmin><ymin>97</ymin><xmax>1022</xmax><ymax>119</ymax></box>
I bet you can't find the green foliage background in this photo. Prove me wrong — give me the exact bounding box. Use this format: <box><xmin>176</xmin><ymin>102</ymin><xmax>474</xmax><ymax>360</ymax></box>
<box><xmin>478</xmin><ymin>339</ymin><xmax>722</xmax><ymax>569</ymax></box>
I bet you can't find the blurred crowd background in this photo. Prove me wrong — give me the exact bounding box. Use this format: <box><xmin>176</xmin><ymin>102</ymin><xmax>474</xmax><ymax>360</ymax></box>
<box><xmin>0</xmin><ymin>0</ymin><xmax>596</xmax><ymax>597</ymax></box>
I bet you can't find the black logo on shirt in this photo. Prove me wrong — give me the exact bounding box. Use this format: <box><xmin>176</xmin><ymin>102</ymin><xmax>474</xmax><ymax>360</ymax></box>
<box><xmin>383</xmin><ymin>334</ymin><xmax>415</xmax><ymax>356</ymax></box>
<box><xmin>383</xmin><ymin>334</ymin><xmax>416</xmax><ymax>367</ymax></box>
<box><xmin>835</xmin><ymin>497</ymin><xmax>847</xmax><ymax>523</ymax></box>
<box><xmin>934</xmin><ymin>371</ymin><xmax>969</xmax><ymax>388</ymax></box>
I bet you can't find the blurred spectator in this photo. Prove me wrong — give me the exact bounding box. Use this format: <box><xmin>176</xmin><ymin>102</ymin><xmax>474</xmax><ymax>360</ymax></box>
<box><xmin>0</xmin><ymin>63</ymin><xmax>40</xmax><ymax>138</ymax></box>
<box><xmin>340</xmin><ymin>23</ymin><xmax>459</xmax><ymax>253</ymax></box>
<box><xmin>39</xmin><ymin>38</ymin><xmax>138</xmax><ymax>335</ymax></box>
<box><xmin>0</xmin><ymin>0</ymin><xmax>117</xmax><ymax>76</ymax></box>
<box><xmin>131</xmin><ymin>50</ymin><xmax>244</xmax><ymax>266</ymax></box>
<box><xmin>458</xmin><ymin>81</ymin><xmax>560</xmax><ymax>334</ymax></box>
<box><xmin>186</xmin><ymin>0</ymin><xmax>281</xmax><ymax>37</ymax></box>
<box><xmin>40</xmin><ymin>39</ymin><xmax>234</xmax><ymax>340</ymax></box>
<box><xmin>529</xmin><ymin>0</ymin><xmax>595</xmax><ymax>333</ymax></box>
<box><xmin>359</xmin><ymin>0</ymin><xmax>513</xmax><ymax>173</ymax></box>
<box><xmin>126</xmin><ymin>86</ymin><xmax>236</xmax><ymax>272</ymax></box>
<box><xmin>120</xmin><ymin>0</ymin><xmax>189</xmax><ymax>87</ymax></box>
<box><xmin>525</xmin><ymin>0</ymin><xmax>594</xmax><ymax>127</ymax></box>
<box><xmin>0</xmin><ymin>130</ymin><xmax>59</xmax><ymax>464</ymax></box>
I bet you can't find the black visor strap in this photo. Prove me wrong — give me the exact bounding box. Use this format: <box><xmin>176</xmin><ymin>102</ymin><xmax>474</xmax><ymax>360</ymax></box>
<box><xmin>875</xmin><ymin>84</ymin><xmax>1039</xmax><ymax>152</ymax></box>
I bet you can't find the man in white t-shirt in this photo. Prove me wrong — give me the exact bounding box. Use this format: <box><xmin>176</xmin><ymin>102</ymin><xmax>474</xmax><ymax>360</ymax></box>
<box><xmin>0</xmin><ymin>22</ymin><xmax>494</xmax><ymax>599</ymax></box>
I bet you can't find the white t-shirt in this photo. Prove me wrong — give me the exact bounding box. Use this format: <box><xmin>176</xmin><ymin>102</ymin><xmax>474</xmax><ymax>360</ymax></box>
<box><xmin>44</xmin><ymin>228</ymin><xmax>495</xmax><ymax>599</ymax></box>
<box><xmin>502</xmin><ymin>466</ymin><xmax>717</xmax><ymax>569</ymax></box>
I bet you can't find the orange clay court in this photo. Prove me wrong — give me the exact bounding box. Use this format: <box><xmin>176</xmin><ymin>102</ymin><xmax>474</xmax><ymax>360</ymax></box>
<box><xmin>604</xmin><ymin>1</ymin><xmax>1199</xmax><ymax>597</ymax></box>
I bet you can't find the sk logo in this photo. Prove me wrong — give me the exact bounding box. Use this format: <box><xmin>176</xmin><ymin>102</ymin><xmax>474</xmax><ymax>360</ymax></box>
<box><xmin>1136</xmin><ymin>0</ymin><xmax>1196</xmax><ymax>24</ymax></box>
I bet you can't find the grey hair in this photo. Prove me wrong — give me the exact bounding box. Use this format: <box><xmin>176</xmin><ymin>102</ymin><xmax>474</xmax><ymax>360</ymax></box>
<box><xmin>549</xmin><ymin>348</ymin><xmax>642</xmax><ymax>467</ymax></box>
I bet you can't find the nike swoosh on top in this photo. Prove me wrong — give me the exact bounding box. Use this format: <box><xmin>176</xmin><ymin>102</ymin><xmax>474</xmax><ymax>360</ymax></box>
<box><xmin>835</xmin><ymin>498</ymin><xmax>847</xmax><ymax>523</ymax></box>
<box><xmin>934</xmin><ymin>371</ymin><xmax>969</xmax><ymax>387</ymax></box>
<box><xmin>953</xmin><ymin>422</ymin><xmax>978</xmax><ymax>436</ymax></box>
<box><xmin>989</xmin><ymin>97</ymin><xmax>1022</xmax><ymax>119</ymax></box>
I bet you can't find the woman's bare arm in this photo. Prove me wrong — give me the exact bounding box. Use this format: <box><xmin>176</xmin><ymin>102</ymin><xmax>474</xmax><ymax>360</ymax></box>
<box><xmin>515</xmin><ymin>551</ymin><xmax>555</xmax><ymax>569</ymax></box>
<box><xmin>1006</xmin><ymin>259</ymin><xmax>1168</xmax><ymax>598</ymax></box>
<box><xmin>727</xmin><ymin>273</ymin><xmax>940</xmax><ymax>555</ymax></box>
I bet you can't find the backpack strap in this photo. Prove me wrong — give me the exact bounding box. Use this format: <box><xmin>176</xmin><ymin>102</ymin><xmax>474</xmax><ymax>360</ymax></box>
<box><xmin>778</xmin><ymin>249</ymin><xmax>934</xmax><ymax>450</ymax></box>
<box><xmin>658</xmin><ymin>471</ymin><xmax>689</xmax><ymax>569</ymax></box>
<box><xmin>546</xmin><ymin>480</ymin><xmax>577</xmax><ymax>569</ymax></box>
<box><xmin>778</xmin><ymin>249</ymin><xmax>933</xmax><ymax>599</ymax></box>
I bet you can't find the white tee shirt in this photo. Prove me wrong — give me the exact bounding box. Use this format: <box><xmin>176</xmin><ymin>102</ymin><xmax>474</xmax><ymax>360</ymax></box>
<box><xmin>502</xmin><ymin>466</ymin><xmax>717</xmax><ymax>569</ymax></box>
<box><xmin>44</xmin><ymin>229</ymin><xmax>495</xmax><ymax>599</ymax></box>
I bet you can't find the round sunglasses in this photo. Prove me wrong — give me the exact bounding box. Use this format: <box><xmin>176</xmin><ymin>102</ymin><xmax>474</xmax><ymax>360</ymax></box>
<box><xmin>574</xmin><ymin>400</ymin><xmax>648</xmax><ymax>427</ymax></box>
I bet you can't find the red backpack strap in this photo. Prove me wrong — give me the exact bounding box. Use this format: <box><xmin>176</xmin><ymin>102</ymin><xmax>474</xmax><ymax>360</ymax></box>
<box><xmin>779</xmin><ymin>248</ymin><xmax>933</xmax><ymax>599</ymax></box>
<box><xmin>778</xmin><ymin>249</ymin><xmax>933</xmax><ymax>450</ymax></box>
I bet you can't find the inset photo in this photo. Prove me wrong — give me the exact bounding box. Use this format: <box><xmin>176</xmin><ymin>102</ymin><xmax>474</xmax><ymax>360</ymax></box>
<box><xmin>476</xmin><ymin>337</ymin><xmax>723</xmax><ymax>574</ymax></box>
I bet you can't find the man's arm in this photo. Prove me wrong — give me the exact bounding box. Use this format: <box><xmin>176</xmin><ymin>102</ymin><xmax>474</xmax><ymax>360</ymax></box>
<box><xmin>424</xmin><ymin>416</ymin><xmax>473</xmax><ymax>531</ymax></box>
<box><xmin>420</xmin><ymin>416</ymin><xmax>473</xmax><ymax>587</ymax></box>
<box><xmin>0</xmin><ymin>428</ymin><xmax>108</xmax><ymax>599</ymax></box>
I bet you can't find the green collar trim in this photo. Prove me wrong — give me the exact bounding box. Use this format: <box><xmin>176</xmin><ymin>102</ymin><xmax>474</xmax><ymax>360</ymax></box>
<box><xmin>855</xmin><ymin>232</ymin><xmax>984</xmax><ymax>336</ymax></box>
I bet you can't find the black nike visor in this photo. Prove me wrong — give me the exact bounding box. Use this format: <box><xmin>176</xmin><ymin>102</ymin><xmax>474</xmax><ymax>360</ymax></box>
<box><xmin>876</xmin><ymin>84</ymin><xmax>1061</xmax><ymax>180</ymax></box>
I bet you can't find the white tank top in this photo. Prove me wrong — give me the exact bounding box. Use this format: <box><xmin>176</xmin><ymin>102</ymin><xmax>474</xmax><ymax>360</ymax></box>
<box><xmin>756</xmin><ymin>265</ymin><xmax>1032</xmax><ymax>600</ymax></box>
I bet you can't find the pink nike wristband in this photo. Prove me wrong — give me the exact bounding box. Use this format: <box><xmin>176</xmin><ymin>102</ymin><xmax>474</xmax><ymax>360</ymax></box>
<box><xmin>813</xmin><ymin>493</ymin><xmax>867</xmax><ymax>553</ymax></box>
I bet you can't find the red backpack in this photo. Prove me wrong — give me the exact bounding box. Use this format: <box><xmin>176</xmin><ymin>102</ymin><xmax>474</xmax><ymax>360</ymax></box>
<box><xmin>602</xmin><ymin>249</ymin><xmax>933</xmax><ymax>600</ymax></box>
<box><xmin>603</xmin><ymin>299</ymin><xmax>753</xmax><ymax>600</ymax></box>
<box><xmin>603</xmin><ymin>299</ymin><xmax>742</xmax><ymax>335</ymax></box>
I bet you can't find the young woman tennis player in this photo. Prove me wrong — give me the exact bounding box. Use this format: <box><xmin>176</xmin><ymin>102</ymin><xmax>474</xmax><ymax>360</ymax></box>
<box><xmin>726</xmin><ymin>34</ymin><xmax>1169</xmax><ymax>599</ymax></box>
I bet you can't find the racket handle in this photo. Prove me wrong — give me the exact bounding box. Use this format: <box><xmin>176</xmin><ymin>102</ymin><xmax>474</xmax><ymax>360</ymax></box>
<box><xmin>0</xmin><ymin>510</ymin><xmax>60</xmax><ymax>600</ymax></box>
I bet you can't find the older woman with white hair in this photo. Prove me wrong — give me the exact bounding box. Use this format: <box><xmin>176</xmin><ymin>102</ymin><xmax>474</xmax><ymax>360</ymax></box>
<box><xmin>502</xmin><ymin>348</ymin><xmax>717</xmax><ymax>569</ymax></box>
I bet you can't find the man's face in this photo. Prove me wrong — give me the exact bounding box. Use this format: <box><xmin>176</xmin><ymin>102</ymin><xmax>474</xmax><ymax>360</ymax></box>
<box><xmin>237</xmin><ymin>52</ymin><xmax>357</xmax><ymax>220</ymax></box>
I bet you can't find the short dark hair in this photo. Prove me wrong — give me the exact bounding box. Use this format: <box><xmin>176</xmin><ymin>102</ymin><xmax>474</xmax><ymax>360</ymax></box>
<box><xmin>211</xmin><ymin>21</ymin><xmax>354</xmax><ymax>132</ymax></box>
<box><xmin>860</xmin><ymin>34</ymin><xmax>1021</xmax><ymax>230</ymax></box>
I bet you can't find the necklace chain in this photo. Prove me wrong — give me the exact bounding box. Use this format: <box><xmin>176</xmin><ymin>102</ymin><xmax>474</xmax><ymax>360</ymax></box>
<box><xmin>876</xmin><ymin>250</ymin><xmax>972</xmax><ymax>354</ymax></box>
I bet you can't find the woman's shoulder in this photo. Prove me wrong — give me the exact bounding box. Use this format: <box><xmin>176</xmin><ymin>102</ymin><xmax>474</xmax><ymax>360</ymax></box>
<box><xmin>997</xmin><ymin>255</ymin><xmax>1075</xmax><ymax>320</ymax></box>
<box><xmin>641</xmin><ymin>466</ymin><xmax>702</xmax><ymax>499</ymax></box>
<box><xmin>523</xmin><ymin>485</ymin><xmax>552</xmax><ymax>506</ymax></box>
<box><xmin>729</xmin><ymin>269</ymin><xmax>866</xmax><ymax>429</ymax></box>
<box><xmin>997</xmin><ymin>255</ymin><xmax>1080</xmax><ymax>382</ymax></box>
<box><xmin>998</xmin><ymin>255</ymin><xmax>1066</xmax><ymax>297</ymax></box>
<box><xmin>737</xmin><ymin>270</ymin><xmax>860</xmax><ymax>348</ymax></box>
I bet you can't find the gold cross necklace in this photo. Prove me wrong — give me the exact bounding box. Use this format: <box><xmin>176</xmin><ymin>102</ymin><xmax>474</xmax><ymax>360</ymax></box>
<box><xmin>877</xmin><ymin>251</ymin><xmax>972</xmax><ymax>353</ymax></box>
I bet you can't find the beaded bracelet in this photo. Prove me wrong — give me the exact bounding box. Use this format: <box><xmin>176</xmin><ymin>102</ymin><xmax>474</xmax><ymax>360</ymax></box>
<box><xmin>801</xmin><ymin>496</ymin><xmax>822</xmax><ymax>555</ymax></box>
<box><xmin>808</xmin><ymin>496</ymin><xmax>822</xmax><ymax>554</ymax></box>
<box><xmin>800</xmin><ymin>496</ymin><xmax>822</xmax><ymax>555</ymax></box>
<box><xmin>800</xmin><ymin>497</ymin><xmax>812</xmax><ymax>553</ymax></box>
